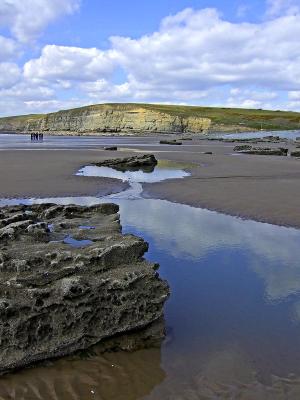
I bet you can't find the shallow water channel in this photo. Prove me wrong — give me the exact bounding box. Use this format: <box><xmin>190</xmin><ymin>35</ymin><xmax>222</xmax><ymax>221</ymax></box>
<box><xmin>1</xmin><ymin>162</ymin><xmax>300</xmax><ymax>398</ymax></box>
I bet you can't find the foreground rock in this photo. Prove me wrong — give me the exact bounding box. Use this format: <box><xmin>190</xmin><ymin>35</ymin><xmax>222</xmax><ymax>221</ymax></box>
<box><xmin>94</xmin><ymin>154</ymin><xmax>158</xmax><ymax>172</ymax></box>
<box><xmin>234</xmin><ymin>146</ymin><xmax>288</xmax><ymax>156</ymax></box>
<box><xmin>0</xmin><ymin>203</ymin><xmax>169</xmax><ymax>375</ymax></box>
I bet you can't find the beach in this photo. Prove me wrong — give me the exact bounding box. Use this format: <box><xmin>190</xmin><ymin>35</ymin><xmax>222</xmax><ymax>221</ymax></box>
<box><xmin>0</xmin><ymin>136</ymin><xmax>299</xmax><ymax>227</ymax></box>
<box><xmin>2</xmin><ymin>134</ymin><xmax>300</xmax><ymax>398</ymax></box>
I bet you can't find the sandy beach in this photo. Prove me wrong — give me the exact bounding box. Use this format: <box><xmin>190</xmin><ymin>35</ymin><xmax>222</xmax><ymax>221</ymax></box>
<box><xmin>0</xmin><ymin>136</ymin><xmax>299</xmax><ymax>227</ymax></box>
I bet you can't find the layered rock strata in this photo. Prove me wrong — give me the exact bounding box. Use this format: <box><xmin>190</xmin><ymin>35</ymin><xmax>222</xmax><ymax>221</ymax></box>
<box><xmin>234</xmin><ymin>146</ymin><xmax>288</xmax><ymax>156</ymax></box>
<box><xmin>0</xmin><ymin>104</ymin><xmax>211</xmax><ymax>134</ymax></box>
<box><xmin>0</xmin><ymin>203</ymin><xmax>169</xmax><ymax>374</ymax></box>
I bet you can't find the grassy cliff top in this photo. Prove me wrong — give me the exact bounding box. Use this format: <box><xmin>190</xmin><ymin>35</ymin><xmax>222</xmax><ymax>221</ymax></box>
<box><xmin>1</xmin><ymin>103</ymin><xmax>300</xmax><ymax>131</ymax></box>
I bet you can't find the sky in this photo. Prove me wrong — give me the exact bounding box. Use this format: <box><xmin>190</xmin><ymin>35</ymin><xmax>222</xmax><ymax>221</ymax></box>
<box><xmin>0</xmin><ymin>0</ymin><xmax>300</xmax><ymax>116</ymax></box>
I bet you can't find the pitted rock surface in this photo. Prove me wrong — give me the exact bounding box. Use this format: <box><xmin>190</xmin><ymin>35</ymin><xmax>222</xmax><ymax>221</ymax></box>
<box><xmin>0</xmin><ymin>203</ymin><xmax>169</xmax><ymax>374</ymax></box>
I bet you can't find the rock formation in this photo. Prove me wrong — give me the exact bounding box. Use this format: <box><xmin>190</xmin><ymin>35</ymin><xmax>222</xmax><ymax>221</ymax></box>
<box><xmin>233</xmin><ymin>145</ymin><xmax>252</xmax><ymax>152</ymax></box>
<box><xmin>234</xmin><ymin>146</ymin><xmax>288</xmax><ymax>156</ymax></box>
<box><xmin>291</xmin><ymin>151</ymin><xmax>300</xmax><ymax>157</ymax></box>
<box><xmin>0</xmin><ymin>203</ymin><xmax>169</xmax><ymax>374</ymax></box>
<box><xmin>0</xmin><ymin>104</ymin><xmax>211</xmax><ymax>135</ymax></box>
<box><xmin>160</xmin><ymin>140</ymin><xmax>182</xmax><ymax>145</ymax></box>
<box><xmin>94</xmin><ymin>154</ymin><xmax>158</xmax><ymax>172</ymax></box>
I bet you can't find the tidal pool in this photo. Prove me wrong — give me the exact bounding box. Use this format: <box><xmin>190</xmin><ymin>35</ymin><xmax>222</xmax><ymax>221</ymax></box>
<box><xmin>1</xmin><ymin>165</ymin><xmax>300</xmax><ymax>398</ymax></box>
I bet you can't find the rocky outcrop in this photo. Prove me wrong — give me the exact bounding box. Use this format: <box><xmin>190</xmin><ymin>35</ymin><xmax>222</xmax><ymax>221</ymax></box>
<box><xmin>291</xmin><ymin>151</ymin><xmax>300</xmax><ymax>157</ymax></box>
<box><xmin>233</xmin><ymin>145</ymin><xmax>252</xmax><ymax>152</ymax></box>
<box><xmin>94</xmin><ymin>154</ymin><xmax>158</xmax><ymax>172</ymax></box>
<box><xmin>0</xmin><ymin>104</ymin><xmax>211</xmax><ymax>135</ymax></box>
<box><xmin>160</xmin><ymin>140</ymin><xmax>182</xmax><ymax>145</ymax></box>
<box><xmin>234</xmin><ymin>147</ymin><xmax>288</xmax><ymax>156</ymax></box>
<box><xmin>0</xmin><ymin>203</ymin><xmax>169</xmax><ymax>374</ymax></box>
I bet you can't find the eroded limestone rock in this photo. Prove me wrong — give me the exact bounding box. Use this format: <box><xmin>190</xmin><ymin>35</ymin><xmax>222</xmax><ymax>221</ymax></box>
<box><xmin>94</xmin><ymin>154</ymin><xmax>158</xmax><ymax>172</ymax></box>
<box><xmin>0</xmin><ymin>203</ymin><xmax>169</xmax><ymax>374</ymax></box>
<box><xmin>234</xmin><ymin>147</ymin><xmax>288</xmax><ymax>156</ymax></box>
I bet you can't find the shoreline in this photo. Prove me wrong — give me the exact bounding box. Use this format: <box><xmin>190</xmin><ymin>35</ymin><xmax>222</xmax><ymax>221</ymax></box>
<box><xmin>1</xmin><ymin>127</ymin><xmax>298</xmax><ymax>136</ymax></box>
<box><xmin>0</xmin><ymin>136</ymin><xmax>300</xmax><ymax>228</ymax></box>
<box><xmin>143</xmin><ymin>188</ymin><xmax>300</xmax><ymax>230</ymax></box>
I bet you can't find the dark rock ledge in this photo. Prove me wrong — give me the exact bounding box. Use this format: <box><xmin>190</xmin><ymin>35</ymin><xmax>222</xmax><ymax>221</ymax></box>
<box><xmin>94</xmin><ymin>154</ymin><xmax>158</xmax><ymax>172</ymax></box>
<box><xmin>0</xmin><ymin>203</ymin><xmax>169</xmax><ymax>375</ymax></box>
<box><xmin>234</xmin><ymin>146</ymin><xmax>288</xmax><ymax>156</ymax></box>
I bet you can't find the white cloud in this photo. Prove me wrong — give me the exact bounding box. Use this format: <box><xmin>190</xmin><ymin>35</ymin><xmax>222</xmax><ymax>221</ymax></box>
<box><xmin>288</xmin><ymin>91</ymin><xmax>300</xmax><ymax>100</ymax></box>
<box><xmin>0</xmin><ymin>62</ymin><xmax>20</xmax><ymax>89</ymax></box>
<box><xmin>0</xmin><ymin>82</ymin><xmax>54</xmax><ymax>101</ymax></box>
<box><xmin>0</xmin><ymin>0</ymin><xmax>79</xmax><ymax>43</ymax></box>
<box><xmin>24</xmin><ymin>45</ymin><xmax>115</xmax><ymax>83</ymax></box>
<box><xmin>266</xmin><ymin>0</ymin><xmax>300</xmax><ymax>17</ymax></box>
<box><xmin>109</xmin><ymin>8</ymin><xmax>300</xmax><ymax>101</ymax></box>
<box><xmin>3</xmin><ymin>5</ymin><xmax>300</xmax><ymax>115</ymax></box>
<box><xmin>227</xmin><ymin>88</ymin><xmax>278</xmax><ymax>109</ymax></box>
<box><xmin>0</xmin><ymin>35</ymin><xmax>18</xmax><ymax>62</ymax></box>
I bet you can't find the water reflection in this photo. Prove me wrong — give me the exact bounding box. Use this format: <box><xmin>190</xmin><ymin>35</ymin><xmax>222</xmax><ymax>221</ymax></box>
<box><xmin>76</xmin><ymin>161</ymin><xmax>190</xmax><ymax>183</ymax></box>
<box><xmin>118</xmin><ymin>198</ymin><xmax>300</xmax><ymax>302</ymax></box>
<box><xmin>0</xmin><ymin>348</ymin><xmax>165</xmax><ymax>400</ymax></box>
<box><xmin>2</xmin><ymin>184</ymin><xmax>300</xmax><ymax>396</ymax></box>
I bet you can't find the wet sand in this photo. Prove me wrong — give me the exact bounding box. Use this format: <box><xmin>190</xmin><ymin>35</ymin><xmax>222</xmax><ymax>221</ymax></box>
<box><xmin>0</xmin><ymin>149</ymin><xmax>128</xmax><ymax>198</ymax></box>
<box><xmin>143</xmin><ymin>139</ymin><xmax>300</xmax><ymax>227</ymax></box>
<box><xmin>0</xmin><ymin>136</ymin><xmax>300</xmax><ymax>227</ymax></box>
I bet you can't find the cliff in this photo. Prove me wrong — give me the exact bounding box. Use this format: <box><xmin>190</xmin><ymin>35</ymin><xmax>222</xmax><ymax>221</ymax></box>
<box><xmin>0</xmin><ymin>103</ymin><xmax>299</xmax><ymax>135</ymax></box>
<box><xmin>0</xmin><ymin>104</ymin><xmax>211</xmax><ymax>135</ymax></box>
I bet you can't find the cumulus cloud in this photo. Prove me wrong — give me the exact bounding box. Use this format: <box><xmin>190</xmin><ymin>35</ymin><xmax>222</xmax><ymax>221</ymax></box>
<box><xmin>0</xmin><ymin>62</ymin><xmax>20</xmax><ymax>89</ymax></box>
<box><xmin>110</xmin><ymin>8</ymin><xmax>300</xmax><ymax>94</ymax></box>
<box><xmin>0</xmin><ymin>35</ymin><xmax>18</xmax><ymax>62</ymax></box>
<box><xmin>0</xmin><ymin>0</ymin><xmax>79</xmax><ymax>43</ymax></box>
<box><xmin>3</xmin><ymin>4</ymin><xmax>300</xmax><ymax>114</ymax></box>
<box><xmin>226</xmin><ymin>88</ymin><xmax>278</xmax><ymax>109</ymax></box>
<box><xmin>24</xmin><ymin>45</ymin><xmax>115</xmax><ymax>83</ymax></box>
<box><xmin>266</xmin><ymin>0</ymin><xmax>299</xmax><ymax>17</ymax></box>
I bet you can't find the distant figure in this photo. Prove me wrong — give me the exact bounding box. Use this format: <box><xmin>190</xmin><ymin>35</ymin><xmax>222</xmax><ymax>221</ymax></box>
<box><xmin>31</xmin><ymin>132</ymin><xmax>44</xmax><ymax>141</ymax></box>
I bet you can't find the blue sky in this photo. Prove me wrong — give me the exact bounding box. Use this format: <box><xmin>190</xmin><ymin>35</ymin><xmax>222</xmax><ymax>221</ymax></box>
<box><xmin>0</xmin><ymin>0</ymin><xmax>299</xmax><ymax>115</ymax></box>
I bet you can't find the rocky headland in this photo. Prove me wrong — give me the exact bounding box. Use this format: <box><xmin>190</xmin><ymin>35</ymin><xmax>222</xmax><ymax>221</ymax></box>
<box><xmin>0</xmin><ymin>203</ymin><xmax>169</xmax><ymax>374</ymax></box>
<box><xmin>1</xmin><ymin>103</ymin><xmax>299</xmax><ymax>135</ymax></box>
<box><xmin>0</xmin><ymin>104</ymin><xmax>211</xmax><ymax>135</ymax></box>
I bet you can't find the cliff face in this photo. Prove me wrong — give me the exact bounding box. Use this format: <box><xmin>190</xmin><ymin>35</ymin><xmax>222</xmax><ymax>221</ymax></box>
<box><xmin>0</xmin><ymin>104</ymin><xmax>211</xmax><ymax>134</ymax></box>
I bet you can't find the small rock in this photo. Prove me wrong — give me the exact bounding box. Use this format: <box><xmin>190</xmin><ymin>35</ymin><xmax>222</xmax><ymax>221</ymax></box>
<box><xmin>160</xmin><ymin>140</ymin><xmax>182</xmax><ymax>145</ymax></box>
<box><xmin>104</xmin><ymin>146</ymin><xmax>117</xmax><ymax>151</ymax></box>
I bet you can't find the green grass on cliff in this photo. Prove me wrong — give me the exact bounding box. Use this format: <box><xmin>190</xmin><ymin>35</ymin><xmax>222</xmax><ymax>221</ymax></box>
<box><xmin>1</xmin><ymin>103</ymin><xmax>300</xmax><ymax>131</ymax></box>
<box><xmin>138</xmin><ymin>104</ymin><xmax>300</xmax><ymax>131</ymax></box>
